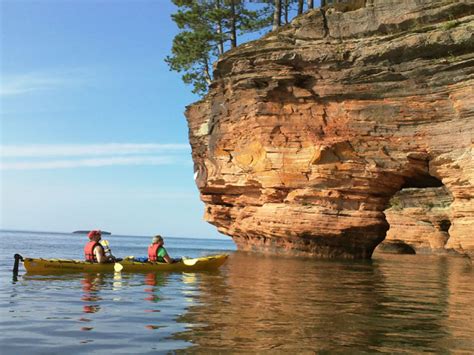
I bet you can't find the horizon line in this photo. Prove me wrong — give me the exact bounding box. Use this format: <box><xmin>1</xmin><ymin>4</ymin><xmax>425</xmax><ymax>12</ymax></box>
<box><xmin>0</xmin><ymin>228</ymin><xmax>228</xmax><ymax>241</ymax></box>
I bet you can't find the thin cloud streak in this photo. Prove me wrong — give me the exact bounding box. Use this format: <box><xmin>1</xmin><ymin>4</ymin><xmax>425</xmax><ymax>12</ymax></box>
<box><xmin>0</xmin><ymin>69</ymin><xmax>89</xmax><ymax>96</ymax></box>
<box><xmin>0</xmin><ymin>156</ymin><xmax>179</xmax><ymax>171</ymax></box>
<box><xmin>0</xmin><ymin>143</ymin><xmax>190</xmax><ymax>158</ymax></box>
<box><xmin>95</xmin><ymin>190</ymin><xmax>198</xmax><ymax>200</ymax></box>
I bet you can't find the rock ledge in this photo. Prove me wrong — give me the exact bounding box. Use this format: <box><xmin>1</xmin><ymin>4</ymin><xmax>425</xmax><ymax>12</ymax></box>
<box><xmin>186</xmin><ymin>0</ymin><xmax>474</xmax><ymax>259</ymax></box>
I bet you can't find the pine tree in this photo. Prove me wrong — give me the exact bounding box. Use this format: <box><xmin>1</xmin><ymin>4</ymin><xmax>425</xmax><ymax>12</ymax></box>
<box><xmin>214</xmin><ymin>0</ymin><xmax>225</xmax><ymax>55</ymax></box>
<box><xmin>272</xmin><ymin>0</ymin><xmax>281</xmax><ymax>30</ymax></box>
<box><xmin>165</xmin><ymin>0</ymin><xmax>218</xmax><ymax>95</ymax></box>
<box><xmin>167</xmin><ymin>0</ymin><xmax>267</xmax><ymax>96</ymax></box>
<box><xmin>298</xmin><ymin>0</ymin><xmax>304</xmax><ymax>15</ymax></box>
<box><xmin>167</xmin><ymin>0</ymin><xmax>316</xmax><ymax>96</ymax></box>
<box><xmin>282</xmin><ymin>0</ymin><xmax>301</xmax><ymax>24</ymax></box>
<box><xmin>223</xmin><ymin>1</ymin><xmax>269</xmax><ymax>49</ymax></box>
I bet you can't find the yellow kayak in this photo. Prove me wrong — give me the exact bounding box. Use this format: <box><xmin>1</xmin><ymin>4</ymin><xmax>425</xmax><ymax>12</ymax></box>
<box><xmin>22</xmin><ymin>254</ymin><xmax>229</xmax><ymax>273</ymax></box>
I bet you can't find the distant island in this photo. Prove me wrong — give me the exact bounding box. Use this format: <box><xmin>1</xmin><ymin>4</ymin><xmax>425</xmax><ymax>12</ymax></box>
<box><xmin>73</xmin><ymin>230</ymin><xmax>111</xmax><ymax>235</ymax></box>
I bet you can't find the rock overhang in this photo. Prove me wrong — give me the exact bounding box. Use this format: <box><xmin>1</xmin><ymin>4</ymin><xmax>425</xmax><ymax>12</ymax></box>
<box><xmin>185</xmin><ymin>0</ymin><xmax>474</xmax><ymax>259</ymax></box>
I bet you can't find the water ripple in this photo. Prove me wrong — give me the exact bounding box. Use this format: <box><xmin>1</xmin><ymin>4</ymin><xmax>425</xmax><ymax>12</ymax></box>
<box><xmin>1</xmin><ymin>233</ymin><xmax>473</xmax><ymax>353</ymax></box>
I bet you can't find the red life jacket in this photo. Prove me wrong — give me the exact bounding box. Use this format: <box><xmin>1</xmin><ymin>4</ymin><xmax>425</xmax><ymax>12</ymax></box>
<box><xmin>148</xmin><ymin>244</ymin><xmax>166</xmax><ymax>263</ymax></box>
<box><xmin>84</xmin><ymin>241</ymin><xmax>104</xmax><ymax>262</ymax></box>
<box><xmin>148</xmin><ymin>244</ymin><xmax>160</xmax><ymax>262</ymax></box>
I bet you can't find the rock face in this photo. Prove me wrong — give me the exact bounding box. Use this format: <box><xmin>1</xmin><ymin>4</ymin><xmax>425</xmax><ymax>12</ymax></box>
<box><xmin>376</xmin><ymin>187</ymin><xmax>454</xmax><ymax>254</ymax></box>
<box><xmin>186</xmin><ymin>0</ymin><xmax>474</xmax><ymax>259</ymax></box>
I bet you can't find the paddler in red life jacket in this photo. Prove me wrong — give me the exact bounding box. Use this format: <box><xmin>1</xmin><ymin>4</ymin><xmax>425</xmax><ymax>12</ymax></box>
<box><xmin>84</xmin><ymin>230</ymin><xmax>112</xmax><ymax>263</ymax></box>
<box><xmin>147</xmin><ymin>235</ymin><xmax>173</xmax><ymax>263</ymax></box>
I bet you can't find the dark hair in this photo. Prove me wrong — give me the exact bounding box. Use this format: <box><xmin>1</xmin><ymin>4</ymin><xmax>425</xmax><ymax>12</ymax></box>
<box><xmin>152</xmin><ymin>235</ymin><xmax>163</xmax><ymax>244</ymax></box>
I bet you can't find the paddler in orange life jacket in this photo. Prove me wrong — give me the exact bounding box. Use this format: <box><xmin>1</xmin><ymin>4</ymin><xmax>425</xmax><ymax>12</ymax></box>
<box><xmin>84</xmin><ymin>230</ymin><xmax>112</xmax><ymax>263</ymax></box>
<box><xmin>148</xmin><ymin>235</ymin><xmax>173</xmax><ymax>263</ymax></box>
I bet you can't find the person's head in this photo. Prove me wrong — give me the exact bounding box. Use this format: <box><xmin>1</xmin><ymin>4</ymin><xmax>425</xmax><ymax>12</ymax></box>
<box><xmin>88</xmin><ymin>230</ymin><xmax>102</xmax><ymax>242</ymax></box>
<box><xmin>152</xmin><ymin>235</ymin><xmax>163</xmax><ymax>245</ymax></box>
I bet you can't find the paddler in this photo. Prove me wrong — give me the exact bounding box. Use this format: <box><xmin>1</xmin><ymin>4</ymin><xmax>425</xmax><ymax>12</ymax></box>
<box><xmin>84</xmin><ymin>230</ymin><xmax>113</xmax><ymax>263</ymax></box>
<box><xmin>148</xmin><ymin>235</ymin><xmax>174</xmax><ymax>263</ymax></box>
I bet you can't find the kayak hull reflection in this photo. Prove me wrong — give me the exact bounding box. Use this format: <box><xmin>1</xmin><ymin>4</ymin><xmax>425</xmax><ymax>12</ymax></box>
<box><xmin>22</xmin><ymin>254</ymin><xmax>229</xmax><ymax>273</ymax></box>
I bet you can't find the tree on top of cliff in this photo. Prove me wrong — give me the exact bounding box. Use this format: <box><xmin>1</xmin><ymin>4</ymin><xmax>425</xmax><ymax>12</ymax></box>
<box><xmin>166</xmin><ymin>0</ymin><xmax>316</xmax><ymax>96</ymax></box>
<box><xmin>166</xmin><ymin>0</ymin><xmax>268</xmax><ymax>96</ymax></box>
<box><xmin>165</xmin><ymin>0</ymin><xmax>215</xmax><ymax>95</ymax></box>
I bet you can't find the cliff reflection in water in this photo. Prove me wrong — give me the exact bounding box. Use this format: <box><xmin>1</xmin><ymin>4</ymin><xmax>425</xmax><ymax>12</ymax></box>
<box><xmin>175</xmin><ymin>252</ymin><xmax>473</xmax><ymax>353</ymax></box>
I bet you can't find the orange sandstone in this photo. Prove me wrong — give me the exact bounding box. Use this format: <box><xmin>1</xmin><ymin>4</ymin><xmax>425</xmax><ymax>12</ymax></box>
<box><xmin>186</xmin><ymin>0</ymin><xmax>474</xmax><ymax>259</ymax></box>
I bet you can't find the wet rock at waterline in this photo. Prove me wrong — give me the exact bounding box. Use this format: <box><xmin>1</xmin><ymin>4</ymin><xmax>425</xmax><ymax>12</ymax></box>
<box><xmin>186</xmin><ymin>0</ymin><xmax>474</xmax><ymax>259</ymax></box>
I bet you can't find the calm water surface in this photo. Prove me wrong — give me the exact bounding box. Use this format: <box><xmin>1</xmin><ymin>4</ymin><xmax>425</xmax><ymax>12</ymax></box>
<box><xmin>1</xmin><ymin>230</ymin><xmax>473</xmax><ymax>353</ymax></box>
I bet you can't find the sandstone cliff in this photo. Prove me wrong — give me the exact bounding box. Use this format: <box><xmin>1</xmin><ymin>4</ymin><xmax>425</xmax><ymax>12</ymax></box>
<box><xmin>186</xmin><ymin>0</ymin><xmax>474</xmax><ymax>259</ymax></box>
<box><xmin>376</xmin><ymin>187</ymin><xmax>454</xmax><ymax>254</ymax></box>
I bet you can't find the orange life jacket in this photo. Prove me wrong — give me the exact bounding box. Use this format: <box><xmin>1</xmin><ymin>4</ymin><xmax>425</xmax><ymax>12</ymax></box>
<box><xmin>148</xmin><ymin>244</ymin><xmax>160</xmax><ymax>262</ymax></box>
<box><xmin>84</xmin><ymin>241</ymin><xmax>104</xmax><ymax>262</ymax></box>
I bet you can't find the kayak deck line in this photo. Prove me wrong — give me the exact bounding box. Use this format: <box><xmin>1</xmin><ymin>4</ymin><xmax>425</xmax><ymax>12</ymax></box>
<box><xmin>19</xmin><ymin>254</ymin><xmax>229</xmax><ymax>274</ymax></box>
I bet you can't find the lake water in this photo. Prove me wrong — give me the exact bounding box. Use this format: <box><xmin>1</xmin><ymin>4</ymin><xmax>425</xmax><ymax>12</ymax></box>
<box><xmin>1</xmin><ymin>230</ymin><xmax>473</xmax><ymax>353</ymax></box>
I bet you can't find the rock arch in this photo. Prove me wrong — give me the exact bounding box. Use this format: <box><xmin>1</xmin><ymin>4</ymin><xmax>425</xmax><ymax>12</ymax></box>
<box><xmin>186</xmin><ymin>0</ymin><xmax>474</xmax><ymax>259</ymax></box>
<box><xmin>377</xmin><ymin>172</ymin><xmax>454</xmax><ymax>255</ymax></box>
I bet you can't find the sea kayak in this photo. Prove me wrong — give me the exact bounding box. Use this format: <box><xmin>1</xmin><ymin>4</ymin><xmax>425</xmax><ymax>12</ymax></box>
<box><xmin>21</xmin><ymin>254</ymin><xmax>228</xmax><ymax>273</ymax></box>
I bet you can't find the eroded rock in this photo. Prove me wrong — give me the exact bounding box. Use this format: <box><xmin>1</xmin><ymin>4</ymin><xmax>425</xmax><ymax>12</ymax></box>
<box><xmin>186</xmin><ymin>0</ymin><xmax>474</xmax><ymax>259</ymax></box>
<box><xmin>377</xmin><ymin>187</ymin><xmax>454</xmax><ymax>254</ymax></box>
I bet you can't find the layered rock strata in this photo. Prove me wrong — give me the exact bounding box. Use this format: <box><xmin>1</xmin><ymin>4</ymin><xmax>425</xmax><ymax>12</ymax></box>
<box><xmin>186</xmin><ymin>0</ymin><xmax>474</xmax><ymax>259</ymax></box>
<box><xmin>376</xmin><ymin>187</ymin><xmax>454</xmax><ymax>254</ymax></box>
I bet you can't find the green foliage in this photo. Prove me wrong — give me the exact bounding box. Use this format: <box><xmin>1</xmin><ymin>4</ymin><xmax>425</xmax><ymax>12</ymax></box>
<box><xmin>236</xmin><ymin>2</ymin><xmax>272</xmax><ymax>34</ymax></box>
<box><xmin>165</xmin><ymin>0</ymin><xmax>216</xmax><ymax>95</ymax></box>
<box><xmin>167</xmin><ymin>0</ymin><xmax>277</xmax><ymax>96</ymax></box>
<box><xmin>166</xmin><ymin>0</ymin><xmax>310</xmax><ymax>96</ymax></box>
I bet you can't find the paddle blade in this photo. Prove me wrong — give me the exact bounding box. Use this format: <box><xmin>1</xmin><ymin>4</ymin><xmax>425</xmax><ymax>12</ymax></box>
<box><xmin>183</xmin><ymin>258</ymin><xmax>198</xmax><ymax>266</ymax></box>
<box><xmin>114</xmin><ymin>263</ymin><xmax>123</xmax><ymax>272</ymax></box>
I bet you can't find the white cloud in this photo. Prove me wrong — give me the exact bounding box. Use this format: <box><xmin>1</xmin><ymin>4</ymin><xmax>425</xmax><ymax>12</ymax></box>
<box><xmin>0</xmin><ymin>143</ymin><xmax>192</xmax><ymax>170</ymax></box>
<box><xmin>0</xmin><ymin>143</ymin><xmax>190</xmax><ymax>158</ymax></box>
<box><xmin>97</xmin><ymin>190</ymin><xmax>198</xmax><ymax>200</ymax></box>
<box><xmin>0</xmin><ymin>156</ymin><xmax>179</xmax><ymax>171</ymax></box>
<box><xmin>0</xmin><ymin>70</ymin><xmax>87</xmax><ymax>96</ymax></box>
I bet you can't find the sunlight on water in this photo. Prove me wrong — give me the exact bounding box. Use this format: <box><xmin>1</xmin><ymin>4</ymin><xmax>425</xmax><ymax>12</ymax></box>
<box><xmin>0</xmin><ymin>231</ymin><xmax>473</xmax><ymax>353</ymax></box>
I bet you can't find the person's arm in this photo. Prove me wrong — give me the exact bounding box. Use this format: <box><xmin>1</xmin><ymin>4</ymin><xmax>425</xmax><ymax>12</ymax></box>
<box><xmin>158</xmin><ymin>247</ymin><xmax>173</xmax><ymax>263</ymax></box>
<box><xmin>94</xmin><ymin>245</ymin><xmax>108</xmax><ymax>263</ymax></box>
<box><xmin>163</xmin><ymin>253</ymin><xmax>172</xmax><ymax>263</ymax></box>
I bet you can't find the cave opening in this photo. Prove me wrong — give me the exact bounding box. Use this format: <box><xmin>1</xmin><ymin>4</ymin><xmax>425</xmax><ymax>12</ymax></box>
<box><xmin>377</xmin><ymin>171</ymin><xmax>453</xmax><ymax>255</ymax></box>
<box><xmin>400</xmin><ymin>174</ymin><xmax>444</xmax><ymax>189</ymax></box>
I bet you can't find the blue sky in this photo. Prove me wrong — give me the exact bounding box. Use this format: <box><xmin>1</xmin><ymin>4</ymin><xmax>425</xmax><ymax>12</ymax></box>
<box><xmin>0</xmin><ymin>0</ymin><xmax>217</xmax><ymax>238</ymax></box>
<box><xmin>0</xmin><ymin>0</ymin><xmax>321</xmax><ymax>238</ymax></box>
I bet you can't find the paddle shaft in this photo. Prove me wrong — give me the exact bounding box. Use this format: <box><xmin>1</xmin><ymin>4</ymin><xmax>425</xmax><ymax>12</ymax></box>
<box><xmin>13</xmin><ymin>254</ymin><xmax>24</xmax><ymax>274</ymax></box>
